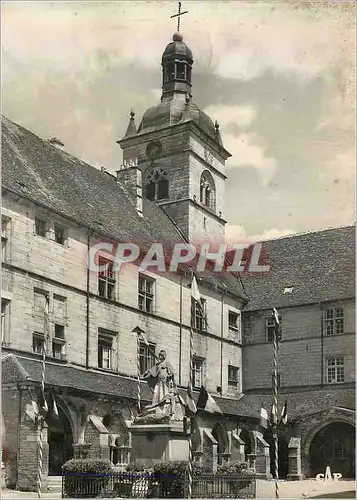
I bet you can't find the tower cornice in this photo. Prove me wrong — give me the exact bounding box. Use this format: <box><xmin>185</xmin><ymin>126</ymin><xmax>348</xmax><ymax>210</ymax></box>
<box><xmin>118</xmin><ymin>120</ymin><xmax>231</xmax><ymax>160</ymax></box>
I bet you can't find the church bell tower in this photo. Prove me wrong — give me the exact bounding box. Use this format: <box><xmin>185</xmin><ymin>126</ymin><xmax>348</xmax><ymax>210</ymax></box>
<box><xmin>118</xmin><ymin>7</ymin><xmax>231</xmax><ymax>244</ymax></box>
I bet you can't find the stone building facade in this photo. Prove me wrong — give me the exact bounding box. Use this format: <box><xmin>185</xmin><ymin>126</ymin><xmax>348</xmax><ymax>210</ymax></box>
<box><xmin>1</xmin><ymin>28</ymin><xmax>355</xmax><ymax>491</ymax></box>
<box><xmin>240</xmin><ymin>226</ymin><xmax>356</xmax><ymax>479</ymax></box>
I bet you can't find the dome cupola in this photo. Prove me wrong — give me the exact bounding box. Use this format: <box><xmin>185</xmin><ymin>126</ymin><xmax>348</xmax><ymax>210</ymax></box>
<box><xmin>161</xmin><ymin>32</ymin><xmax>193</xmax><ymax>100</ymax></box>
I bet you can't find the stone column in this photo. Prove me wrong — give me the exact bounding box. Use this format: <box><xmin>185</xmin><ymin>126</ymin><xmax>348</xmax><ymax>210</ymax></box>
<box><xmin>73</xmin><ymin>444</ymin><xmax>91</xmax><ymax>459</ymax></box>
<box><xmin>287</xmin><ymin>437</ymin><xmax>303</xmax><ymax>480</ymax></box>
<box><xmin>231</xmin><ymin>431</ymin><xmax>245</xmax><ymax>462</ymax></box>
<box><xmin>18</xmin><ymin>418</ymin><xmax>49</xmax><ymax>491</ymax></box>
<box><xmin>254</xmin><ymin>432</ymin><xmax>271</xmax><ymax>479</ymax></box>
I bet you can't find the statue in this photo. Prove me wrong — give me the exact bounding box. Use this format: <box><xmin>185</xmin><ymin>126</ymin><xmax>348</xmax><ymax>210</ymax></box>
<box><xmin>134</xmin><ymin>349</ymin><xmax>186</xmax><ymax>424</ymax></box>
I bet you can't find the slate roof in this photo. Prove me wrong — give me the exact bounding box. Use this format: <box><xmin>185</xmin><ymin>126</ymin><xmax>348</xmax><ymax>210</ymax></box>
<box><xmin>3</xmin><ymin>354</ymin><xmax>354</xmax><ymax>420</ymax></box>
<box><xmin>1</xmin><ymin>115</ymin><xmax>246</xmax><ymax>300</ymax></box>
<box><xmin>241</xmin><ymin>226</ymin><xmax>355</xmax><ymax>311</ymax></box>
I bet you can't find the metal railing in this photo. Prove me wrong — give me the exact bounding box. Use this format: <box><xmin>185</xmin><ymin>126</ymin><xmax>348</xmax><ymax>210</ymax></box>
<box><xmin>62</xmin><ymin>471</ymin><xmax>256</xmax><ymax>498</ymax></box>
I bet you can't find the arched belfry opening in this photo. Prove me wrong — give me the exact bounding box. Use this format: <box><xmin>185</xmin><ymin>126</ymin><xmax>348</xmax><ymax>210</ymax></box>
<box><xmin>47</xmin><ymin>405</ymin><xmax>73</xmax><ymax>475</ymax></box>
<box><xmin>309</xmin><ymin>421</ymin><xmax>355</xmax><ymax>478</ymax></box>
<box><xmin>200</xmin><ymin>170</ymin><xmax>216</xmax><ymax>211</ymax></box>
<box><xmin>145</xmin><ymin>167</ymin><xmax>169</xmax><ymax>201</ymax></box>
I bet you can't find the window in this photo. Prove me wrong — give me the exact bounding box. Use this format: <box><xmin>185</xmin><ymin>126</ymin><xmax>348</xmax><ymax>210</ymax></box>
<box><xmin>324</xmin><ymin>308</ymin><xmax>344</xmax><ymax>335</ymax></box>
<box><xmin>1</xmin><ymin>299</ymin><xmax>10</xmax><ymax>345</ymax></box>
<box><xmin>34</xmin><ymin>289</ymin><xmax>48</xmax><ymax>319</ymax></box>
<box><xmin>200</xmin><ymin>171</ymin><xmax>216</xmax><ymax>211</ymax></box>
<box><xmin>266</xmin><ymin>316</ymin><xmax>282</xmax><ymax>342</ymax></box>
<box><xmin>138</xmin><ymin>275</ymin><xmax>154</xmax><ymax>313</ymax></box>
<box><xmin>145</xmin><ymin>167</ymin><xmax>169</xmax><ymax>201</ymax></box>
<box><xmin>165</xmin><ymin>63</ymin><xmax>175</xmax><ymax>81</ymax></box>
<box><xmin>333</xmin><ymin>440</ymin><xmax>346</xmax><ymax>459</ymax></box>
<box><xmin>139</xmin><ymin>341</ymin><xmax>156</xmax><ymax>374</ymax></box>
<box><xmin>1</xmin><ymin>217</ymin><xmax>10</xmax><ymax>262</ymax></box>
<box><xmin>98</xmin><ymin>329</ymin><xmax>116</xmax><ymax>370</ymax></box>
<box><xmin>193</xmin><ymin>298</ymin><xmax>207</xmax><ymax>331</ymax></box>
<box><xmin>33</xmin><ymin>333</ymin><xmax>45</xmax><ymax>354</ymax></box>
<box><xmin>54</xmin><ymin>223</ymin><xmax>66</xmax><ymax>245</ymax></box>
<box><xmin>54</xmin><ymin>324</ymin><xmax>65</xmax><ymax>339</ymax></box>
<box><xmin>228</xmin><ymin>365</ymin><xmax>240</xmax><ymax>389</ymax></box>
<box><xmin>52</xmin><ymin>340</ymin><xmax>65</xmax><ymax>359</ymax></box>
<box><xmin>192</xmin><ymin>357</ymin><xmax>205</xmax><ymax>389</ymax></box>
<box><xmin>53</xmin><ymin>295</ymin><xmax>67</xmax><ymax>324</ymax></box>
<box><xmin>271</xmin><ymin>373</ymin><xmax>281</xmax><ymax>388</ymax></box>
<box><xmin>176</xmin><ymin>62</ymin><xmax>186</xmax><ymax>80</ymax></box>
<box><xmin>228</xmin><ymin>311</ymin><xmax>241</xmax><ymax>340</ymax></box>
<box><xmin>35</xmin><ymin>217</ymin><xmax>47</xmax><ymax>237</ymax></box>
<box><xmin>98</xmin><ymin>258</ymin><xmax>116</xmax><ymax>300</ymax></box>
<box><xmin>326</xmin><ymin>356</ymin><xmax>344</xmax><ymax>384</ymax></box>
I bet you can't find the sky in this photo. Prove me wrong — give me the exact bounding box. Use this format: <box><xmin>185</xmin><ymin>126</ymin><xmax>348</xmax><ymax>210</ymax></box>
<box><xmin>2</xmin><ymin>0</ymin><xmax>356</xmax><ymax>242</ymax></box>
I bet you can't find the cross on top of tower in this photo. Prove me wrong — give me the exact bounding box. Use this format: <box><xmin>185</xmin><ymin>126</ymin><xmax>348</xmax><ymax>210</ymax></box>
<box><xmin>170</xmin><ymin>1</ymin><xmax>188</xmax><ymax>33</ymax></box>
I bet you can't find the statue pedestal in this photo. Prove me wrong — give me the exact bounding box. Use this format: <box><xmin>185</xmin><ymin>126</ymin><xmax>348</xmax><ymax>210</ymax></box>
<box><xmin>130</xmin><ymin>421</ymin><xmax>189</xmax><ymax>468</ymax></box>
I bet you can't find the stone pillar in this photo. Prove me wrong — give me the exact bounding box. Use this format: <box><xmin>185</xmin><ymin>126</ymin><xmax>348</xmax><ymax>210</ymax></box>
<box><xmin>254</xmin><ymin>432</ymin><xmax>271</xmax><ymax>479</ymax></box>
<box><xmin>246</xmin><ymin>453</ymin><xmax>257</xmax><ymax>471</ymax></box>
<box><xmin>287</xmin><ymin>437</ymin><xmax>303</xmax><ymax>480</ymax></box>
<box><xmin>231</xmin><ymin>431</ymin><xmax>245</xmax><ymax>462</ymax></box>
<box><xmin>18</xmin><ymin>418</ymin><xmax>49</xmax><ymax>492</ymax></box>
<box><xmin>73</xmin><ymin>444</ymin><xmax>91</xmax><ymax>459</ymax></box>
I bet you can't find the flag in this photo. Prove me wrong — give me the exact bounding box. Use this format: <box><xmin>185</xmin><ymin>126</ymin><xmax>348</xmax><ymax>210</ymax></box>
<box><xmin>31</xmin><ymin>399</ymin><xmax>39</xmax><ymax>416</ymax></box>
<box><xmin>271</xmin><ymin>403</ymin><xmax>277</xmax><ymax>425</ymax></box>
<box><xmin>196</xmin><ymin>386</ymin><xmax>222</xmax><ymax>414</ymax></box>
<box><xmin>52</xmin><ymin>392</ymin><xmax>59</xmax><ymax>417</ymax></box>
<box><xmin>39</xmin><ymin>389</ymin><xmax>48</xmax><ymax>416</ymax></box>
<box><xmin>260</xmin><ymin>406</ymin><xmax>269</xmax><ymax>429</ymax></box>
<box><xmin>185</xmin><ymin>385</ymin><xmax>197</xmax><ymax>416</ymax></box>
<box><xmin>281</xmin><ymin>400</ymin><xmax>288</xmax><ymax>424</ymax></box>
<box><xmin>28</xmin><ymin>388</ymin><xmax>39</xmax><ymax>416</ymax></box>
<box><xmin>139</xmin><ymin>330</ymin><xmax>150</xmax><ymax>347</ymax></box>
<box><xmin>191</xmin><ymin>275</ymin><xmax>201</xmax><ymax>303</ymax></box>
<box><xmin>272</xmin><ymin>308</ymin><xmax>279</xmax><ymax>325</ymax></box>
<box><xmin>44</xmin><ymin>295</ymin><xmax>49</xmax><ymax>317</ymax></box>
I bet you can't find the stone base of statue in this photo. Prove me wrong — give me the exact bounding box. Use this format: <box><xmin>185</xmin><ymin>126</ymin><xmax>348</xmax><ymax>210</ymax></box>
<box><xmin>131</xmin><ymin>421</ymin><xmax>189</xmax><ymax>468</ymax></box>
<box><xmin>130</xmin><ymin>395</ymin><xmax>189</xmax><ymax>467</ymax></box>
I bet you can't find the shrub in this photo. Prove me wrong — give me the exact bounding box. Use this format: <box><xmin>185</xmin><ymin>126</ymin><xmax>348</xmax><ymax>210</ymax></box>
<box><xmin>216</xmin><ymin>461</ymin><xmax>254</xmax><ymax>497</ymax></box>
<box><xmin>62</xmin><ymin>458</ymin><xmax>113</xmax><ymax>498</ymax></box>
<box><xmin>153</xmin><ymin>461</ymin><xmax>210</xmax><ymax>498</ymax></box>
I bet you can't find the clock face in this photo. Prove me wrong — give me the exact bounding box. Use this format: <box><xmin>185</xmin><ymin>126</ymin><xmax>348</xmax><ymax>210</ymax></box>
<box><xmin>146</xmin><ymin>141</ymin><xmax>162</xmax><ymax>160</ymax></box>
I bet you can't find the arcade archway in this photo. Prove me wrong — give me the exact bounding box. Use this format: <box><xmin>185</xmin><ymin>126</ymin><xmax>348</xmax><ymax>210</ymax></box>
<box><xmin>263</xmin><ymin>428</ymin><xmax>289</xmax><ymax>478</ymax></box>
<box><xmin>212</xmin><ymin>423</ymin><xmax>229</xmax><ymax>464</ymax></box>
<box><xmin>309</xmin><ymin>422</ymin><xmax>355</xmax><ymax>478</ymax></box>
<box><xmin>47</xmin><ymin>406</ymin><xmax>73</xmax><ymax>475</ymax></box>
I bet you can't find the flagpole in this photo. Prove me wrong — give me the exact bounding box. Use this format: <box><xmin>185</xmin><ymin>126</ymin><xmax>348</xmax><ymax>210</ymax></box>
<box><xmin>136</xmin><ymin>332</ymin><xmax>141</xmax><ymax>414</ymax></box>
<box><xmin>187</xmin><ymin>268</ymin><xmax>196</xmax><ymax>499</ymax></box>
<box><xmin>272</xmin><ymin>310</ymin><xmax>279</xmax><ymax>500</ymax></box>
<box><xmin>37</xmin><ymin>295</ymin><xmax>49</xmax><ymax>499</ymax></box>
<box><xmin>187</xmin><ymin>321</ymin><xmax>194</xmax><ymax>499</ymax></box>
<box><xmin>132</xmin><ymin>326</ymin><xmax>147</xmax><ymax>415</ymax></box>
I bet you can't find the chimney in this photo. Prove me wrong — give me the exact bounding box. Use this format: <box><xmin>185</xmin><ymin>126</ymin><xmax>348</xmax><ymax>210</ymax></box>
<box><xmin>116</xmin><ymin>157</ymin><xmax>143</xmax><ymax>217</ymax></box>
<box><xmin>47</xmin><ymin>137</ymin><xmax>65</xmax><ymax>150</ymax></box>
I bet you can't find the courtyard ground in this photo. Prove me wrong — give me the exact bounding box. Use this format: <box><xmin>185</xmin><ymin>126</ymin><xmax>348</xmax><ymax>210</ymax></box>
<box><xmin>1</xmin><ymin>479</ymin><xmax>355</xmax><ymax>499</ymax></box>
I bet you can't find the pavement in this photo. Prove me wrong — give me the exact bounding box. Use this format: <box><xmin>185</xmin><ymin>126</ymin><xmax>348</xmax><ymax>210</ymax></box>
<box><xmin>1</xmin><ymin>479</ymin><xmax>355</xmax><ymax>499</ymax></box>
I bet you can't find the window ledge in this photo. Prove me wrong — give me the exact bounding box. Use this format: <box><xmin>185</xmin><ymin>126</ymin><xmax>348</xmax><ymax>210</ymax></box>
<box><xmin>94</xmin><ymin>367</ymin><xmax>118</xmax><ymax>375</ymax></box>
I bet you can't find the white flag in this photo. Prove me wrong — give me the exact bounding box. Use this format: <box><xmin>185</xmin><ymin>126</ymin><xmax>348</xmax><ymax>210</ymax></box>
<box><xmin>44</xmin><ymin>295</ymin><xmax>49</xmax><ymax>317</ymax></box>
<box><xmin>272</xmin><ymin>307</ymin><xmax>279</xmax><ymax>325</ymax></box>
<box><xmin>52</xmin><ymin>393</ymin><xmax>59</xmax><ymax>417</ymax></box>
<box><xmin>139</xmin><ymin>330</ymin><xmax>150</xmax><ymax>347</ymax></box>
<box><xmin>191</xmin><ymin>276</ymin><xmax>201</xmax><ymax>303</ymax></box>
